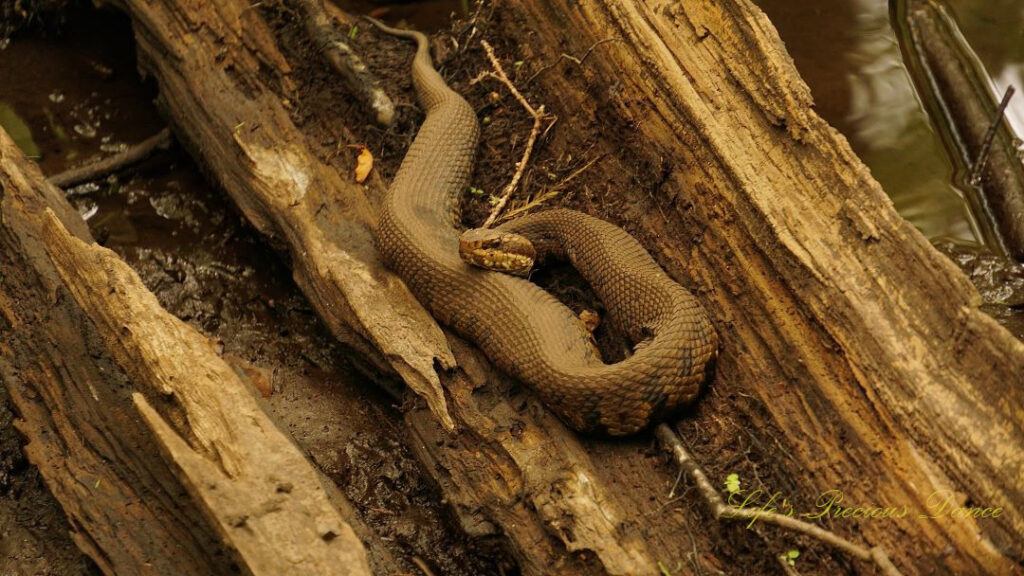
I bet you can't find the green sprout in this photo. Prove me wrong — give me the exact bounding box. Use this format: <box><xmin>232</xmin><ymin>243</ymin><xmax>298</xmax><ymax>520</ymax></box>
<box><xmin>724</xmin><ymin>473</ymin><xmax>741</xmax><ymax>495</ymax></box>
<box><xmin>784</xmin><ymin>549</ymin><xmax>800</xmax><ymax>566</ymax></box>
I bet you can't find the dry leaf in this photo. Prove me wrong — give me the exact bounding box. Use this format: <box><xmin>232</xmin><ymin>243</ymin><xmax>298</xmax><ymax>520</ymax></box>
<box><xmin>354</xmin><ymin>146</ymin><xmax>373</xmax><ymax>183</ymax></box>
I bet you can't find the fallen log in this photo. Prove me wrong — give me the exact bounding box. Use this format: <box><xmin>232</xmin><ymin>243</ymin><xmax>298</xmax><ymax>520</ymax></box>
<box><xmin>0</xmin><ymin>127</ymin><xmax>371</xmax><ymax>575</ymax></box>
<box><xmin>109</xmin><ymin>0</ymin><xmax>459</xmax><ymax>432</ymax></box>
<box><xmin>69</xmin><ymin>0</ymin><xmax>1024</xmax><ymax>574</ymax></box>
<box><xmin>472</xmin><ymin>1</ymin><xmax>1024</xmax><ymax>571</ymax></box>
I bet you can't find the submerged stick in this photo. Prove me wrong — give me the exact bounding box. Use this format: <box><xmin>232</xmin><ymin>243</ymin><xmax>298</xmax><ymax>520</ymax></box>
<box><xmin>48</xmin><ymin>127</ymin><xmax>172</xmax><ymax>188</ymax></box>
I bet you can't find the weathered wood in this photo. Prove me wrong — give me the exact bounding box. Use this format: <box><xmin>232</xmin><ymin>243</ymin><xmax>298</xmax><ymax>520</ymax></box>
<box><xmin>94</xmin><ymin>0</ymin><xmax>1024</xmax><ymax>574</ymax></box>
<box><xmin>0</xmin><ymin>127</ymin><xmax>371</xmax><ymax>575</ymax></box>
<box><xmin>478</xmin><ymin>0</ymin><xmax>1024</xmax><ymax>572</ymax></box>
<box><xmin>105</xmin><ymin>1</ymin><xmax>704</xmax><ymax>572</ymax></box>
<box><xmin>383</xmin><ymin>0</ymin><xmax>1024</xmax><ymax>572</ymax></box>
<box><xmin>109</xmin><ymin>0</ymin><xmax>458</xmax><ymax>432</ymax></box>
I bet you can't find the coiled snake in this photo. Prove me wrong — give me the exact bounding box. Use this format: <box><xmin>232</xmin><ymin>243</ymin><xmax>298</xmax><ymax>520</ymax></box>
<box><xmin>370</xmin><ymin>20</ymin><xmax>718</xmax><ymax>435</ymax></box>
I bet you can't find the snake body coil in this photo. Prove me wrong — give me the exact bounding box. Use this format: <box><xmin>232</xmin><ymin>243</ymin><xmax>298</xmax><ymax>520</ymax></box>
<box><xmin>372</xmin><ymin>22</ymin><xmax>718</xmax><ymax>435</ymax></box>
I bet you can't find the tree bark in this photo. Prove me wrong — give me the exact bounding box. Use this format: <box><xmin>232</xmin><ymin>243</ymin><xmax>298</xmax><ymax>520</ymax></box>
<box><xmin>8</xmin><ymin>0</ymin><xmax>1022</xmax><ymax>574</ymax></box>
<box><xmin>507</xmin><ymin>0</ymin><xmax>1023</xmax><ymax>569</ymax></box>
<box><xmin>476</xmin><ymin>1</ymin><xmax>1024</xmax><ymax>572</ymax></box>
<box><xmin>0</xmin><ymin>127</ymin><xmax>371</xmax><ymax>575</ymax></box>
<box><xmin>110</xmin><ymin>0</ymin><xmax>459</xmax><ymax>432</ymax></box>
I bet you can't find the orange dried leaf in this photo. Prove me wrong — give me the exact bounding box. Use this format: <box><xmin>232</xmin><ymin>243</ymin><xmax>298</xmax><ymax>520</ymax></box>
<box><xmin>354</xmin><ymin>146</ymin><xmax>373</xmax><ymax>183</ymax></box>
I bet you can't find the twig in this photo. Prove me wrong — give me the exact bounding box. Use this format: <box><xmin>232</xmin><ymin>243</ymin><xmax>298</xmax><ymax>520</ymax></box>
<box><xmin>492</xmin><ymin>154</ymin><xmax>599</xmax><ymax>224</ymax></box>
<box><xmin>48</xmin><ymin>128</ymin><xmax>173</xmax><ymax>189</ymax></box>
<box><xmin>970</xmin><ymin>85</ymin><xmax>1015</xmax><ymax>186</ymax></box>
<box><xmin>471</xmin><ymin>39</ymin><xmax>551</xmax><ymax>228</ymax></box>
<box><xmin>411</xmin><ymin>556</ymin><xmax>436</xmax><ymax>576</ymax></box>
<box><xmin>525</xmin><ymin>37</ymin><xmax>622</xmax><ymax>85</ymax></box>
<box><xmin>654</xmin><ymin>424</ymin><xmax>903</xmax><ymax>576</ymax></box>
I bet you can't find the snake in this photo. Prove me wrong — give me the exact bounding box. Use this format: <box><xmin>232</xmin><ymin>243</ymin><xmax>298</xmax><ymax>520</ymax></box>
<box><xmin>368</xmin><ymin>20</ymin><xmax>718</xmax><ymax>435</ymax></box>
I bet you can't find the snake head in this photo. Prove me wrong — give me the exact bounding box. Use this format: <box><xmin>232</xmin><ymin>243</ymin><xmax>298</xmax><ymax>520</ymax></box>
<box><xmin>458</xmin><ymin>228</ymin><xmax>536</xmax><ymax>277</ymax></box>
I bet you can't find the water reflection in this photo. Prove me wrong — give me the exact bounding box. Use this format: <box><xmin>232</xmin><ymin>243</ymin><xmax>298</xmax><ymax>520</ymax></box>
<box><xmin>948</xmin><ymin>0</ymin><xmax>1024</xmax><ymax>137</ymax></box>
<box><xmin>754</xmin><ymin>0</ymin><xmax>981</xmax><ymax>243</ymax></box>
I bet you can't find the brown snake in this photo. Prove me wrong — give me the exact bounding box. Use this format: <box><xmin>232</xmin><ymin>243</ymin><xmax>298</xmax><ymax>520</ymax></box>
<box><xmin>370</xmin><ymin>20</ymin><xmax>718</xmax><ymax>435</ymax></box>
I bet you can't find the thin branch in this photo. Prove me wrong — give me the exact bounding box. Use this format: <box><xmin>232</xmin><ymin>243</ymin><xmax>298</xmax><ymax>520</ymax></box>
<box><xmin>492</xmin><ymin>155</ymin><xmax>599</xmax><ymax>224</ymax></box>
<box><xmin>655</xmin><ymin>424</ymin><xmax>903</xmax><ymax>576</ymax></box>
<box><xmin>471</xmin><ymin>39</ymin><xmax>551</xmax><ymax>228</ymax></box>
<box><xmin>411</xmin><ymin>556</ymin><xmax>437</xmax><ymax>576</ymax></box>
<box><xmin>970</xmin><ymin>85</ymin><xmax>1015</xmax><ymax>186</ymax></box>
<box><xmin>525</xmin><ymin>37</ymin><xmax>622</xmax><ymax>85</ymax></box>
<box><xmin>49</xmin><ymin>128</ymin><xmax>173</xmax><ymax>189</ymax></box>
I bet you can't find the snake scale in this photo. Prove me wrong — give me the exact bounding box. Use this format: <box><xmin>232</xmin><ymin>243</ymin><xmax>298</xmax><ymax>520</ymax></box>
<box><xmin>370</xmin><ymin>21</ymin><xmax>718</xmax><ymax>435</ymax></box>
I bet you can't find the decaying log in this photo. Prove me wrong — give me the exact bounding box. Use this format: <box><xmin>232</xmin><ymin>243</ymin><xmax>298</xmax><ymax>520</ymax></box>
<box><xmin>0</xmin><ymin>127</ymin><xmax>370</xmax><ymax>575</ymax></box>
<box><xmin>477</xmin><ymin>0</ymin><xmax>1024</xmax><ymax>571</ymax></box>
<box><xmin>902</xmin><ymin>0</ymin><xmax>1024</xmax><ymax>259</ymax></box>
<box><xmin>58</xmin><ymin>0</ymin><xmax>1024</xmax><ymax>574</ymax></box>
<box><xmin>108</xmin><ymin>0</ymin><xmax>459</xmax><ymax>433</ymax></box>
<box><xmin>105</xmin><ymin>1</ymin><xmax>720</xmax><ymax>572</ymax></box>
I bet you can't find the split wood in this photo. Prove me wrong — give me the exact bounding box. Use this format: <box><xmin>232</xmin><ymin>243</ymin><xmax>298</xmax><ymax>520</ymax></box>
<box><xmin>655</xmin><ymin>424</ymin><xmax>903</xmax><ymax>576</ymax></box>
<box><xmin>471</xmin><ymin>39</ymin><xmax>550</xmax><ymax>229</ymax></box>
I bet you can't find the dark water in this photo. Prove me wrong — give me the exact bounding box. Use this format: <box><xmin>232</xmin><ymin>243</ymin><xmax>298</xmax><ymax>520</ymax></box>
<box><xmin>947</xmin><ymin>0</ymin><xmax>1024</xmax><ymax>138</ymax></box>
<box><xmin>754</xmin><ymin>0</ymin><xmax>1022</xmax><ymax>246</ymax></box>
